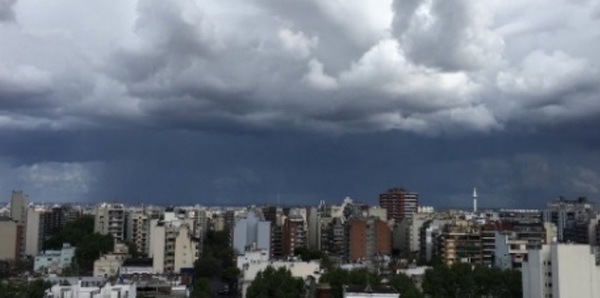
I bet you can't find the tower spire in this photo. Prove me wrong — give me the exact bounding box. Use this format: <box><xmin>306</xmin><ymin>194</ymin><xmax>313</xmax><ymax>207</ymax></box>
<box><xmin>473</xmin><ymin>187</ymin><xmax>478</xmax><ymax>213</ymax></box>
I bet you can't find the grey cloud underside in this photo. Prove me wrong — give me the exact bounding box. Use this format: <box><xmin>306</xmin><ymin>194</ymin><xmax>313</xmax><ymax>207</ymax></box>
<box><xmin>2</xmin><ymin>0</ymin><xmax>600</xmax><ymax>135</ymax></box>
<box><xmin>0</xmin><ymin>0</ymin><xmax>16</xmax><ymax>22</ymax></box>
<box><xmin>1</xmin><ymin>0</ymin><xmax>600</xmax><ymax>205</ymax></box>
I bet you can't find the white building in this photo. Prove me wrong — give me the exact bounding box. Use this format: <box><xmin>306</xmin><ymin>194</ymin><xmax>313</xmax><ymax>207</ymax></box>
<box><xmin>233</xmin><ymin>211</ymin><xmax>271</xmax><ymax>255</ymax></box>
<box><xmin>94</xmin><ymin>203</ymin><xmax>126</xmax><ymax>241</ymax></box>
<box><xmin>238</xmin><ymin>253</ymin><xmax>320</xmax><ymax>298</ymax></box>
<box><xmin>494</xmin><ymin>231</ymin><xmax>528</xmax><ymax>270</ymax></box>
<box><xmin>522</xmin><ymin>243</ymin><xmax>600</xmax><ymax>298</ymax></box>
<box><xmin>34</xmin><ymin>243</ymin><xmax>75</xmax><ymax>273</ymax></box>
<box><xmin>93</xmin><ymin>242</ymin><xmax>129</xmax><ymax>278</ymax></box>
<box><xmin>149</xmin><ymin>214</ymin><xmax>198</xmax><ymax>274</ymax></box>
<box><xmin>44</xmin><ymin>279</ymin><xmax>136</xmax><ymax>298</ymax></box>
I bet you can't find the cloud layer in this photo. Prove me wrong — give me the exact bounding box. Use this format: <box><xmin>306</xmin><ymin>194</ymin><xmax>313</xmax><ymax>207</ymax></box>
<box><xmin>1</xmin><ymin>0</ymin><xmax>599</xmax><ymax>205</ymax></box>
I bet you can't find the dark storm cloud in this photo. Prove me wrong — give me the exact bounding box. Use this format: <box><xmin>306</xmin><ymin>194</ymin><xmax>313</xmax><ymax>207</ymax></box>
<box><xmin>1</xmin><ymin>0</ymin><xmax>600</xmax><ymax>206</ymax></box>
<box><xmin>0</xmin><ymin>0</ymin><xmax>16</xmax><ymax>23</ymax></box>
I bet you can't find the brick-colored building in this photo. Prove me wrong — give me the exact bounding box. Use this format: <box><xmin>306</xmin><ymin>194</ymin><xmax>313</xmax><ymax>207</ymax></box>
<box><xmin>283</xmin><ymin>215</ymin><xmax>306</xmax><ymax>256</ymax></box>
<box><xmin>379</xmin><ymin>187</ymin><xmax>419</xmax><ymax>222</ymax></box>
<box><xmin>346</xmin><ymin>217</ymin><xmax>391</xmax><ymax>262</ymax></box>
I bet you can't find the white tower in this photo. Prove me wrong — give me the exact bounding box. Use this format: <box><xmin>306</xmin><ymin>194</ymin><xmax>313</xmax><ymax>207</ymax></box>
<box><xmin>473</xmin><ymin>187</ymin><xmax>478</xmax><ymax>213</ymax></box>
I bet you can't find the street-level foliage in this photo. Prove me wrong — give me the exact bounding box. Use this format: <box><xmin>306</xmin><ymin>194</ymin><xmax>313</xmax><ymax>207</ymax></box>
<box><xmin>246</xmin><ymin>266</ymin><xmax>305</xmax><ymax>298</ymax></box>
<box><xmin>422</xmin><ymin>263</ymin><xmax>522</xmax><ymax>298</ymax></box>
<box><xmin>319</xmin><ymin>268</ymin><xmax>381</xmax><ymax>298</ymax></box>
<box><xmin>0</xmin><ymin>279</ymin><xmax>52</xmax><ymax>298</ymax></box>
<box><xmin>191</xmin><ymin>230</ymin><xmax>240</xmax><ymax>297</ymax></box>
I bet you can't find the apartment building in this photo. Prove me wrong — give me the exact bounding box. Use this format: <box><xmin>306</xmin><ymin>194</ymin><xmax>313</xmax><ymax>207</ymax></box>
<box><xmin>523</xmin><ymin>243</ymin><xmax>600</xmax><ymax>298</ymax></box>
<box><xmin>94</xmin><ymin>203</ymin><xmax>126</xmax><ymax>241</ymax></box>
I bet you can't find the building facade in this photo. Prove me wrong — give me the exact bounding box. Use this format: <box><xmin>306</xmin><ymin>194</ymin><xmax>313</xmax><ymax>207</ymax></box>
<box><xmin>34</xmin><ymin>243</ymin><xmax>75</xmax><ymax>273</ymax></box>
<box><xmin>379</xmin><ymin>187</ymin><xmax>418</xmax><ymax>222</ymax></box>
<box><xmin>0</xmin><ymin>218</ymin><xmax>24</xmax><ymax>260</ymax></box>
<box><xmin>94</xmin><ymin>203</ymin><xmax>126</xmax><ymax>241</ymax></box>
<box><xmin>233</xmin><ymin>211</ymin><xmax>271</xmax><ymax>255</ymax></box>
<box><xmin>346</xmin><ymin>217</ymin><xmax>391</xmax><ymax>262</ymax></box>
<box><xmin>522</xmin><ymin>243</ymin><xmax>600</xmax><ymax>298</ymax></box>
<box><xmin>10</xmin><ymin>190</ymin><xmax>27</xmax><ymax>225</ymax></box>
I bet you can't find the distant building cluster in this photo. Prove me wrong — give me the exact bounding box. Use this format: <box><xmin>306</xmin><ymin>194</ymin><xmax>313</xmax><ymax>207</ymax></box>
<box><xmin>3</xmin><ymin>188</ymin><xmax>600</xmax><ymax>297</ymax></box>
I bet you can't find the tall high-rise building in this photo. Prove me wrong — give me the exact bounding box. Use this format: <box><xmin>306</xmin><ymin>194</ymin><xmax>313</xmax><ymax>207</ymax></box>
<box><xmin>379</xmin><ymin>187</ymin><xmax>419</xmax><ymax>222</ymax></box>
<box><xmin>94</xmin><ymin>203</ymin><xmax>126</xmax><ymax>241</ymax></box>
<box><xmin>10</xmin><ymin>190</ymin><xmax>28</xmax><ymax>225</ymax></box>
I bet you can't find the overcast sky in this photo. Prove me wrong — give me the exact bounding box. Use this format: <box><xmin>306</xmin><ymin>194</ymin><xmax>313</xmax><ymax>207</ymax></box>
<box><xmin>1</xmin><ymin>0</ymin><xmax>600</xmax><ymax>208</ymax></box>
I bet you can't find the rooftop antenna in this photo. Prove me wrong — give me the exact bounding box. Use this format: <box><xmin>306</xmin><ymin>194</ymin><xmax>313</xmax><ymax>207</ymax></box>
<box><xmin>473</xmin><ymin>187</ymin><xmax>478</xmax><ymax>213</ymax></box>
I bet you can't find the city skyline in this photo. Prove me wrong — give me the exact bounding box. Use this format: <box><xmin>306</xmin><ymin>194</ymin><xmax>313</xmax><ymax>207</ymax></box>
<box><xmin>1</xmin><ymin>1</ymin><xmax>600</xmax><ymax>207</ymax></box>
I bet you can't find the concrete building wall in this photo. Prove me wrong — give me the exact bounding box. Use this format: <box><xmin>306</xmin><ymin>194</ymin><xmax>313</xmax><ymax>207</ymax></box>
<box><xmin>234</xmin><ymin>211</ymin><xmax>271</xmax><ymax>255</ymax></box>
<box><xmin>523</xmin><ymin>244</ymin><xmax>600</xmax><ymax>298</ymax></box>
<box><xmin>94</xmin><ymin>203</ymin><xmax>125</xmax><ymax>241</ymax></box>
<box><xmin>174</xmin><ymin>224</ymin><xmax>197</xmax><ymax>273</ymax></box>
<box><xmin>26</xmin><ymin>207</ymin><xmax>43</xmax><ymax>256</ymax></box>
<box><xmin>10</xmin><ymin>190</ymin><xmax>27</xmax><ymax>225</ymax></box>
<box><xmin>233</xmin><ymin>217</ymin><xmax>248</xmax><ymax>254</ymax></box>
<box><xmin>522</xmin><ymin>245</ymin><xmax>549</xmax><ymax>298</ymax></box>
<box><xmin>307</xmin><ymin>207</ymin><xmax>320</xmax><ymax>250</ymax></box>
<box><xmin>126</xmin><ymin>208</ymin><xmax>150</xmax><ymax>256</ymax></box>
<box><xmin>150</xmin><ymin>221</ymin><xmax>165</xmax><ymax>273</ymax></box>
<box><xmin>0</xmin><ymin>219</ymin><xmax>20</xmax><ymax>260</ymax></box>
<box><xmin>257</xmin><ymin>221</ymin><xmax>271</xmax><ymax>255</ymax></box>
<box><xmin>553</xmin><ymin>244</ymin><xmax>600</xmax><ymax>298</ymax></box>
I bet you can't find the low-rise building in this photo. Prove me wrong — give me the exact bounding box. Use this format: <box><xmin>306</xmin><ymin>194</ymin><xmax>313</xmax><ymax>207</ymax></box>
<box><xmin>34</xmin><ymin>243</ymin><xmax>75</xmax><ymax>273</ymax></box>
<box><xmin>93</xmin><ymin>242</ymin><xmax>129</xmax><ymax>278</ymax></box>
<box><xmin>44</xmin><ymin>279</ymin><xmax>136</xmax><ymax>298</ymax></box>
<box><xmin>239</xmin><ymin>257</ymin><xmax>321</xmax><ymax>298</ymax></box>
<box><xmin>120</xmin><ymin>258</ymin><xmax>154</xmax><ymax>275</ymax></box>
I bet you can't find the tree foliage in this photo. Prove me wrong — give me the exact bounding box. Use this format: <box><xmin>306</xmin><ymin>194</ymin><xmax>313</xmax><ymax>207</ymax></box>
<box><xmin>43</xmin><ymin>215</ymin><xmax>95</xmax><ymax>250</ymax></box>
<box><xmin>43</xmin><ymin>215</ymin><xmax>114</xmax><ymax>274</ymax></box>
<box><xmin>293</xmin><ymin>247</ymin><xmax>323</xmax><ymax>261</ymax></box>
<box><xmin>422</xmin><ymin>263</ymin><xmax>521</xmax><ymax>298</ymax></box>
<box><xmin>246</xmin><ymin>266</ymin><xmax>305</xmax><ymax>298</ymax></box>
<box><xmin>191</xmin><ymin>230</ymin><xmax>239</xmax><ymax>297</ymax></box>
<box><xmin>319</xmin><ymin>268</ymin><xmax>380</xmax><ymax>298</ymax></box>
<box><xmin>0</xmin><ymin>279</ymin><xmax>52</xmax><ymax>298</ymax></box>
<box><xmin>388</xmin><ymin>273</ymin><xmax>424</xmax><ymax>298</ymax></box>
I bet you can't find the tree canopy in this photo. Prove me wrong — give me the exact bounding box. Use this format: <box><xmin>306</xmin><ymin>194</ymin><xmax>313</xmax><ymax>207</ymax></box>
<box><xmin>191</xmin><ymin>230</ymin><xmax>240</xmax><ymax>297</ymax></box>
<box><xmin>0</xmin><ymin>279</ymin><xmax>52</xmax><ymax>298</ymax></box>
<box><xmin>246</xmin><ymin>266</ymin><xmax>305</xmax><ymax>298</ymax></box>
<box><xmin>422</xmin><ymin>263</ymin><xmax>521</xmax><ymax>298</ymax></box>
<box><xmin>319</xmin><ymin>268</ymin><xmax>380</xmax><ymax>298</ymax></box>
<box><xmin>43</xmin><ymin>215</ymin><xmax>114</xmax><ymax>274</ymax></box>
